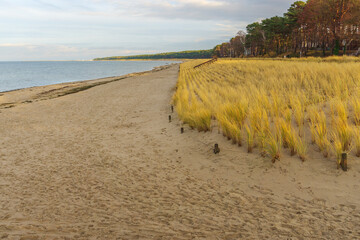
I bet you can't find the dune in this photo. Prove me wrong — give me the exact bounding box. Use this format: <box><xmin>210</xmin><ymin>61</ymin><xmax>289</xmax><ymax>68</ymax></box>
<box><xmin>0</xmin><ymin>64</ymin><xmax>359</xmax><ymax>239</ymax></box>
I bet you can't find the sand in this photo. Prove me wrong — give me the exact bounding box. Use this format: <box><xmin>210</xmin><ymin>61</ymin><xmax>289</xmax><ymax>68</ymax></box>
<box><xmin>0</xmin><ymin>64</ymin><xmax>359</xmax><ymax>239</ymax></box>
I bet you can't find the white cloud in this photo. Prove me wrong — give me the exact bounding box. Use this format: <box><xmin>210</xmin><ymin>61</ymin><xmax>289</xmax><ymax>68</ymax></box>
<box><xmin>0</xmin><ymin>43</ymin><xmax>28</xmax><ymax>47</ymax></box>
<box><xmin>177</xmin><ymin>0</ymin><xmax>225</xmax><ymax>7</ymax></box>
<box><xmin>106</xmin><ymin>0</ymin><xmax>295</xmax><ymax>21</ymax></box>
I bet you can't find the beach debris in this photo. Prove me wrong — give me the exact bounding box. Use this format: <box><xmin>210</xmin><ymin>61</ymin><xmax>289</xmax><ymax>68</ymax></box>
<box><xmin>213</xmin><ymin>143</ymin><xmax>220</xmax><ymax>154</ymax></box>
<box><xmin>169</xmin><ymin>115</ymin><xmax>172</xmax><ymax>122</ymax></box>
<box><xmin>340</xmin><ymin>152</ymin><xmax>348</xmax><ymax>171</ymax></box>
<box><xmin>181</xmin><ymin>127</ymin><xmax>184</xmax><ymax>134</ymax></box>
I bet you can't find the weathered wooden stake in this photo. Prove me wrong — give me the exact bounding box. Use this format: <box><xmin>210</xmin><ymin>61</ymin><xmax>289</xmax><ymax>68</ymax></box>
<box><xmin>341</xmin><ymin>152</ymin><xmax>348</xmax><ymax>171</ymax></box>
<box><xmin>169</xmin><ymin>115</ymin><xmax>171</xmax><ymax>122</ymax></box>
<box><xmin>213</xmin><ymin>143</ymin><xmax>220</xmax><ymax>154</ymax></box>
<box><xmin>181</xmin><ymin>127</ymin><xmax>184</xmax><ymax>134</ymax></box>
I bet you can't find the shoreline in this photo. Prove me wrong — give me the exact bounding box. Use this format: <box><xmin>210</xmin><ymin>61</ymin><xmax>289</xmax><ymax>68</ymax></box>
<box><xmin>0</xmin><ymin>63</ymin><xmax>176</xmax><ymax>109</ymax></box>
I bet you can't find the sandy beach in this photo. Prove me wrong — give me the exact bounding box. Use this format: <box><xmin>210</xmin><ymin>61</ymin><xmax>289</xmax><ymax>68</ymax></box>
<box><xmin>0</xmin><ymin>64</ymin><xmax>359</xmax><ymax>239</ymax></box>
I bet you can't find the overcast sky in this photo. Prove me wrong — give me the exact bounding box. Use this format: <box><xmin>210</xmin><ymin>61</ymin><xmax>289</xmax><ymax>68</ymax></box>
<box><xmin>0</xmin><ymin>0</ymin><xmax>295</xmax><ymax>60</ymax></box>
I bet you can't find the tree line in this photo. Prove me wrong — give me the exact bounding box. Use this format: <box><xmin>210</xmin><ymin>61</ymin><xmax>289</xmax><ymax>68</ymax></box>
<box><xmin>214</xmin><ymin>0</ymin><xmax>360</xmax><ymax>58</ymax></box>
<box><xmin>94</xmin><ymin>50</ymin><xmax>213</xmax><ymax>60</ymax></box>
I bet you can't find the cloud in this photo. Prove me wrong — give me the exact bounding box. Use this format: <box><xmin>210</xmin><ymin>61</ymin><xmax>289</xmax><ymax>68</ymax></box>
<box><xmin>105</xmin><ymin>0</ymin><xmax>295</xmax><ymax>22</ymax></box>
<box><xmin>177</xmin><ymin>0</ymin><xmax>225</xmax><ymax>7</ymax></box>
<box><xmin>215</xmin><ymin>22</ymin><xmax>248</xmax><ymax>33</ymax></box>
<box><xmin>0</xmin><ymin>43</ymin><xmax>29</xmax><ymax>47</ymax></box>
<box><xmin>0</xmin><ymin>0</ymin><xmax>297</xmax><ymax>60</ymax></box>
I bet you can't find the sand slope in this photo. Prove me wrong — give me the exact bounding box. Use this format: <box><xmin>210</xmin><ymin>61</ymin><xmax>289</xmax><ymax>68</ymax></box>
<box><xmin>0</xmin><ymin>64</ymin><xmax>359</xmax><ymax>239</ymax></box>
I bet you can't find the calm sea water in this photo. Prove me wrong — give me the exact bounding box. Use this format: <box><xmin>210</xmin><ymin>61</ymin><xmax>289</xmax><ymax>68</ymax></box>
<box><xmin>0</xmin><ymin>61</ymin><xmax>179</xmax><ymax>92</ymax></box>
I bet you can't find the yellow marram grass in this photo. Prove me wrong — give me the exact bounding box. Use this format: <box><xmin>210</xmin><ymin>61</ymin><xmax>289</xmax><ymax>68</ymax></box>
<box><xmin>351</xmin><ymin>97</ymin><xmax>360</xmax><ymax>125</ymax></box>
<box><xmin>309</xmin><ymin>109</ymin><xmax>329</xmax><ymax>157</ymax></box>
<box><xmin>172</xmin><ymin>57</ymin><xmax>360</xmax><ymax>164</ymax></box>
<box><xmin>353</xmin><ymin>127</ymin><xmax>360</xmax><ymax>157</ymax></box>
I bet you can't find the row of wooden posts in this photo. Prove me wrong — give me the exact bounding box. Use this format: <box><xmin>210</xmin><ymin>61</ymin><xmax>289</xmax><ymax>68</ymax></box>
<box><xmin>168</xmin><ymin>104</ymin><xmax>347</xmax><ymax>170</ymax></box>
<box><xmin>169</xmin><ymin>105</ymin><xmax>184</xmax><ymax>134</ymax></box>
<box><xmin>169</xmin><ymin>105</ymin><xmax>218</xmax><ymax>154</ymax></box>
<box><xmin>193</xmin><ymin>58</ymin><xmax>218</xmax><ymax>69</ymax></box>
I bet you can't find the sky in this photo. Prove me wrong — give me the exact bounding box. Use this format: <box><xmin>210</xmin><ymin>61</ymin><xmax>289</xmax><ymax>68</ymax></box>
<box><xmin>0</xmin><ymin>0</ymin><xmax>295</xmax><ymax>60</ymax></box>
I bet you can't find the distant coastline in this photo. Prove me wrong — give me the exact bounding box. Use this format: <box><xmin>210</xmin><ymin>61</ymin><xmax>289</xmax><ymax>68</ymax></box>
<box><xmin>94</xmin><ymin>59</ymin><xmax>186</xmax><ymax>61</ymax></box>
<box><xmin>94</xmin><ymin>49</ymin><xmax>213</xmax><ymax>61</ymax></box>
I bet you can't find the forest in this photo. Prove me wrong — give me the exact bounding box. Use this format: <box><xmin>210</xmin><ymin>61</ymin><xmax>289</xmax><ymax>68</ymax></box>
<box><xmin>214</xmin><ymin>0</ymin><xmax>360</xmax><ymax>58</ymax></box>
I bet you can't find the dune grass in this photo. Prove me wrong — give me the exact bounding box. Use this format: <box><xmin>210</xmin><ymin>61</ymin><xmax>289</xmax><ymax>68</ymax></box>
<box><xmin>172</xmin><ymin>57</ymin><xmax>360</xmax><ymax>165</ymax></box>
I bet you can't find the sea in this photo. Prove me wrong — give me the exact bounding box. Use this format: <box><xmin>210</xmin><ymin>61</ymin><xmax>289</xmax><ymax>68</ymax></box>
<box><xmin>0</xmin><ymin>60</ymin><xmax>179</xmax><ymax>92</ymax></box>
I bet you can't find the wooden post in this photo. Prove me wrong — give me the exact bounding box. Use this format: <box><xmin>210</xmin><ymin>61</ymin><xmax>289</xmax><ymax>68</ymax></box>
<box><xmin>213</xmin><ymin>144</ymin><xmax>220</xmax><ymax>154</ymax></box>
<box><xmin>181</xmin><ymin>127</ymin><xmax>184</xmax><ymax>134</ymax></box>
<box><xmin>171</xmin><ymin>105</ymin><xmax>174</xmax><ymax>113</ymax></box>
<box><xmin>341</xmin><ymin>153</ymin><xmax>347</xmax><ymax>171</ymax></box>
<box><xmin>169</xmin><ymin>115</ymin><xmax>171</xmax><ymax>123</ymax></box>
